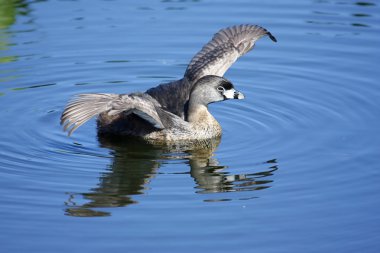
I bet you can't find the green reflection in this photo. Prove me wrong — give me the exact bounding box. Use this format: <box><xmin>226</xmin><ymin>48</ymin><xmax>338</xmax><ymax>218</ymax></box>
<box><xmin>64</xmin><ymin>136</ymin><xmax>278</xmax><ymax>217</ymax></box>
<box><xmin>0</xmin><ymin>0</ymin><xmax>32</xmax><ymax>28</ymax></box>
<box><xmin>0</xmin><ymin>0</ymin><xmax>29</xmax><ymax>65</ymax></box>
<box><xmin>0</xmin><ymin>0</ymin><xmax>16</xmax><ymax>29</ymax></box>
<box><xmin>0</xmin><ymin>55</ymin><xmax>17</xmax><ymax>63</ymax></box>
<box><xmin>0</xmin><ymin>0</ymin><xmax>17</xmax><ymax>63</ymax></box>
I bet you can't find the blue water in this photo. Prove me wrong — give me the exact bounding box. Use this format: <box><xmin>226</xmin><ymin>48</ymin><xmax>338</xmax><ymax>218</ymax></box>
<box><xmin>1</xmin><ymin>0</ymin><xmax>380</xmax><ymax>252</ymax></box>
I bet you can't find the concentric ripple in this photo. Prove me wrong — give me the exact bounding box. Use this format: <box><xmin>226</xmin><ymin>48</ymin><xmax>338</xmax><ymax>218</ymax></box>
<box><xmin>1</xmin><ymin>0</ymin><xmax>380</xmax><ymax>252</ymax></box>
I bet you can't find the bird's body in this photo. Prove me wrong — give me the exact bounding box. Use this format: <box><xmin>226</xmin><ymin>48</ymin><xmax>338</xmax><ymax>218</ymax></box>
<box><xmin>61</xmin><ymin>24</ymin><xmax>276</xmax><ymax>141</ymax></box>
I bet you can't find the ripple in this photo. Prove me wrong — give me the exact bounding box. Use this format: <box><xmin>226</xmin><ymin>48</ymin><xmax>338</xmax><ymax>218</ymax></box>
<box><xmin>0</xmin><ymin>3</ymin><xmax>379</xmax><ymax>253</ymax></box>
<box><xmin>11</xmin><ymin>83</ymin><xmax>56</xmax><ymax>91</ymax></box>
<box><xmin>0</xmin><ymin>87</ymin><xmax>112</xmax><ymax>185</ymax></box>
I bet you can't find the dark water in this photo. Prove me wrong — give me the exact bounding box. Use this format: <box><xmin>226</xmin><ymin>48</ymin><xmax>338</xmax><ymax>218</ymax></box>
<box><xmin>1</xmin><ymin>0</ymin><xmax>380</xmax><ymax>252</ymax></box>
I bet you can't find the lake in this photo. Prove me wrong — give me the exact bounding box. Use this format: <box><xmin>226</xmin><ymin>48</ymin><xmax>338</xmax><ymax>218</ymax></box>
<box><xmin>1</xmin><ymin>0</ymin><xmax>379</xmax><ymax>252</ymax></box>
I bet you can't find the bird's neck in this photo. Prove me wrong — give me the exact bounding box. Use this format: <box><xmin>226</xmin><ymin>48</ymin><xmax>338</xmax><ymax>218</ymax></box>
<box><xmin>187</xmin><ymin>102</ymin><xmax>222</xmax><ymax>137</ymax></box>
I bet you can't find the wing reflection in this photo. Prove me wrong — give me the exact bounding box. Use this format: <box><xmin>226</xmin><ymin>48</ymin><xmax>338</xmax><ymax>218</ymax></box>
<box><xmin>64</xmin><ymin>136</ymin><xmax>278</xmax><ymax>217</ymax></box>
<box><xmin>191</xmin><ymin>160</ymin><xmax>278</xmax><ymax>194</ymax></box>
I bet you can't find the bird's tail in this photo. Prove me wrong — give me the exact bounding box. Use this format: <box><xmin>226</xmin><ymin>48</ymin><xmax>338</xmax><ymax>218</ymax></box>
<box><xmin>60</xmin><ymin>93</ymin><xmax>119</xmax><ymax>136</ymax></box>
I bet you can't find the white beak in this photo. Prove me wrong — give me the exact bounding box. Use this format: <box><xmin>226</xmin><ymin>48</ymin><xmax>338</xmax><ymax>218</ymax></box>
<box><xmin>223</xmin><ymin>88</ymin><xmax>245</xmax><ymax>100</ymax></box>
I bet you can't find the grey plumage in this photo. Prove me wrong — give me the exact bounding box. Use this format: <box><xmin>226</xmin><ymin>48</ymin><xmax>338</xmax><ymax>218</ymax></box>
<box><xmin>61</xmin><ymin>93</ymin><xmax>165</xmax><ymax>136</ymax></box>
<box><xmin>185</xmin><ymin>24</ymin><xmax>276</xmax><ymax>82</ymax></box>
<box><xmin>146</xmin><ymin>24</ymin><xmax>276</xmax><ymax>118</ymax></box>
<box><xmin>60</xmin><ymin>24</ymin><xmax>276</xmax><ymax>141</ymax></box>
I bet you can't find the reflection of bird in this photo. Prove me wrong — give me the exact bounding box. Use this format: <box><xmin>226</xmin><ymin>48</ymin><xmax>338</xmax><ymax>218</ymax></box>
<box><xmin>64</xmin><ymin>136</ymin><xmax>278</xmax><ymax>217</ymax></box>
<box><xmin>61</xmin><ymin>24</ymin><xmax>276</xmax><ymax>141</ymax></box>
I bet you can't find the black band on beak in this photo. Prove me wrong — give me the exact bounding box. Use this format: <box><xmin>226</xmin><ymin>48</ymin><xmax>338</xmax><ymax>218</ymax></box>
<box><xmin>233</xmin><ymin>90</ymin><xmax>245</xmax><ymax>99</ymax></box>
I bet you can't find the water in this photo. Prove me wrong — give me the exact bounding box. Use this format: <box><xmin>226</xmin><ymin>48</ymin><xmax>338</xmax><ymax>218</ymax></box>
<box><xmin>1</xmin><ymin>0</ymin><xmax>380</xmax><ymax>252</ymax></box>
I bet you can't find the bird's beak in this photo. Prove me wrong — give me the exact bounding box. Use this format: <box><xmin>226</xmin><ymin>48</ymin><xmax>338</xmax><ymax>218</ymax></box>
<box><xmin>223</xmin><ymin>88</ymin><xmax>245</xmax><ymax>100</ymax></box>
<box><xmin>234</xmin><ymin>90</ymin><xmax>245</xmax><ymax>99</ymax></box>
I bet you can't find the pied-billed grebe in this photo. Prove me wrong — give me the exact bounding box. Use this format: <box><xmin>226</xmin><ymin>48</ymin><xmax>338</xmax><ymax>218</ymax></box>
<box><xmin>61</xmin><ymin>24</ymin><xmax>276</xmax><ymax>141</ymax></box>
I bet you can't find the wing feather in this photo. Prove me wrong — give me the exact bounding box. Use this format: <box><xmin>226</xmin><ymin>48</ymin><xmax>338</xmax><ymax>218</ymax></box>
<box><xmin>185</xmin><ymin>24</ymin><xmax>276</xmax><ymax>81</ymax></box>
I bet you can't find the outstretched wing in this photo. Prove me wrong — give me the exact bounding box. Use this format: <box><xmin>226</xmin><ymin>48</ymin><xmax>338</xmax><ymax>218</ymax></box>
<box><xmin>61</xmin><ymin>93</ymin><xmax>164</xmax><ymax>136</ymax></box>
<box><xmin>184</xmin><ymin>24</ymin><xmax>276</xmax><ymax>82</ymax></box>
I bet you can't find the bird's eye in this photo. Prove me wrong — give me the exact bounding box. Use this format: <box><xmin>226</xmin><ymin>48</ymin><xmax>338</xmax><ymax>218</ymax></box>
<box><xmin>217</xmin><ymin>86</ymin><xmax>225</xmax><ymax>93</ymax></box>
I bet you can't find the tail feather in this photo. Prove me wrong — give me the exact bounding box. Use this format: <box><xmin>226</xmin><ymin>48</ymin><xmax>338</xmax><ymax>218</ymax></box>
<box><xmin>60</xmin><ymin>93</ymin><xmax>165</xmax><ymax>136</ymax></box>
<box><xmin>60</xmin><ymin>93</ymin><xmax>119</xmax><ymax>136</ymax></box>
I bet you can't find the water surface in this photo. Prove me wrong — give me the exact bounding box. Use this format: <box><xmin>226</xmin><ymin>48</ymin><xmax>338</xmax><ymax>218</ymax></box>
<box><xmin>1</xmin><ymin>0</ymin><xmax>380</xmax><ymax>252</ymax></box>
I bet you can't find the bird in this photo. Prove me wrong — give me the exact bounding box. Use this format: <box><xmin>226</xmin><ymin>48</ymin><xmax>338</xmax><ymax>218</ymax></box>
<box><xmin>60</xmin><ymin>24</ymin><xmax>277</xmax><ymax>142</ymax></box>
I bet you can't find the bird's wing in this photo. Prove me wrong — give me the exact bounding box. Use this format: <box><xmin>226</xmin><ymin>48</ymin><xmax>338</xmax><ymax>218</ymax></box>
<box><xmin>184</xmin><ymin>24</ymin><xmax>276</xmax><ymax>82</ymax></box>
<box><xmin>60</xmin><ymin>93</ymin><xmax>164</xmax><ymax>136</ymax></box>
